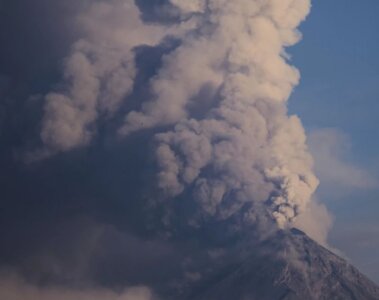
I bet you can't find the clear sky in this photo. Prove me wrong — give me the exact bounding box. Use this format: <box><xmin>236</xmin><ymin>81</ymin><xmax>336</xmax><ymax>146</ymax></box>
<box><xmin>289</xmin><ymin>0</ymin><xmax>379</xmax><ymax>282</ymax></box>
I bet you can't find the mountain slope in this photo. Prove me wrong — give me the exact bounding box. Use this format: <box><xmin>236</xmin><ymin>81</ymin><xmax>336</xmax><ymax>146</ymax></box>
<box><xmin>189</xmin><ymin>229</ymin><xmax>379</xmax><ymax>300</ymax></box>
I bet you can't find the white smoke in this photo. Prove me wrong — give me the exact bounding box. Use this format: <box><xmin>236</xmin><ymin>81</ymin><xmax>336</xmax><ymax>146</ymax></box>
<box><xmin>40</xmin><ymin>0</ymin><xmax>321</xmax><ymax>229</ymax></box>
<box><xmin>120</xmin><ymin>0</ymin><xmax>319</xmax><ymax>228</ymax></box>
<box><xmin>40</xmin><ymin>0</ymin><xmax>175</xmax><ymax>153</ymax></box>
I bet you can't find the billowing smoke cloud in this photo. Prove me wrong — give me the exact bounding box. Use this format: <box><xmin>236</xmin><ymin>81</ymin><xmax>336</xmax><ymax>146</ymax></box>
<box><xmin>0</xmin><ymin>0</ymin><xmax>347</xmax><ymax>299</ymax></box>
<box><xmin>123</xmin><ymin>0</ymin><xmax>319</xmax><ymax>229</ymax></box>
<box><xmin>39</xmin><ymin>0</ymin><xmax>320</xmax><ymax>231</ymax></box>
<box><xmin>40</xmin><ymin>0</ymin><xmax>171</xmax><ymax>153</ymax></box>
<box><xmin>38</xmin><ymin>0</ymin><xmax>207</xmax><ymax>156</ymax></box>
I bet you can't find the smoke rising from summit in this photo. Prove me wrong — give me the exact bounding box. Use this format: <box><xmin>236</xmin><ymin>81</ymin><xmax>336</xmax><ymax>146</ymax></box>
<box><xmin>39</xmin><ymin>0</ymin><xmax>320</xmax><ymax>231</ymax></box>
<box><xmin>3</xmin><ymin>0</ymin><xmax>379</xmax><ymax>298</ymax></box>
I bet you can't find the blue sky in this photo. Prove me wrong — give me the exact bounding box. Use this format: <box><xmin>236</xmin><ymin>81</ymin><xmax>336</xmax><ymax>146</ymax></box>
<box><xmin>289</xmin><ymin>0</ymin><xmax>379</xmax><ymax>282</ymax></box>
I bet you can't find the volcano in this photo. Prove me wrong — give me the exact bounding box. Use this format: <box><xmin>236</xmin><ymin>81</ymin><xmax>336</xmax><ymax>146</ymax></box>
<box><xmin>185</xmin><ymin>228</ymin><xmax>379</xmax><ymax>300</ymax></box>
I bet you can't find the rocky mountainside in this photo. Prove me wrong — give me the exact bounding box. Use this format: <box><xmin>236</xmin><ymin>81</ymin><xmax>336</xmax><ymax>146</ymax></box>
<box><xmin>187</xmin><ymin>228</ymin><xmax>379</xmax><ymax>300</ymax></box>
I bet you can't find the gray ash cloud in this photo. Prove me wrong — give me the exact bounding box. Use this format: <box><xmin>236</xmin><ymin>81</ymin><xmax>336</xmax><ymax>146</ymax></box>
<box><xmin>0</xmin><ymin>0</ymin><xmax>335</xmax><ymax>299</ymax></box>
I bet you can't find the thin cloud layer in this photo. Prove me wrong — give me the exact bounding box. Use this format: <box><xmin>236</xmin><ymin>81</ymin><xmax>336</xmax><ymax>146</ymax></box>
<box><xmin>309</xmin><ymin>128</ymin><xmax>378</xmax><ymax>190</ymax></box>
<box><xmin>0</xmin><ymin>278</ymin><xmax>154</xmax><ymax>300</ymax></box>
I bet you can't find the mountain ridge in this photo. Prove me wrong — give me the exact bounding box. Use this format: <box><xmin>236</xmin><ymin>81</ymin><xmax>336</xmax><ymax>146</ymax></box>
<box><xmin>187</xmin><ymin>228</ymin><xmax>379</xmax><ymax>300</ymax></box>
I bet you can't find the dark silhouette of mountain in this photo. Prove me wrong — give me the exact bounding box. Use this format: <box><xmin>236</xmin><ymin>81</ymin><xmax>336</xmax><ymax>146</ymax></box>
<box><xmin>188</xmin><ymin>228</ymin><xmax>379</xmax><ymax>300</ymax></box>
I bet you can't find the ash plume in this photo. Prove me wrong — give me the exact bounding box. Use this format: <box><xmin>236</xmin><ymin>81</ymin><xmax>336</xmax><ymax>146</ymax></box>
<box><xmin>5</xmin><ymin>0</ymin><xmax>379</xmax><ymax>299</ymax></box>
<box><xmin>36</xmin><ymin>0</ymin><xmax>325</xmax><ymax>249</ymax></box>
